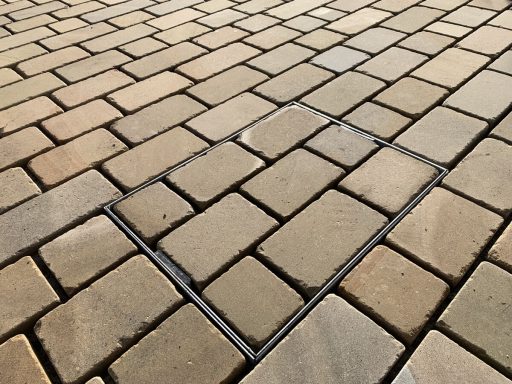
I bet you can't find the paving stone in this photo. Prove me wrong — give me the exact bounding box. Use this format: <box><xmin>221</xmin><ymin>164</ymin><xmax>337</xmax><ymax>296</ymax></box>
<box><xmin>391</xmin><ymin>330</ymin><xmax>511</xmax><ymax>384</ymax></box>
<box><xmin>0</xmin><ymin>26</ymin><xmax>54</xmax><ymax>52</ymax></box>
<box><xmin>203</xmin><ymin>256</ymin><xmax>303</xmax><ymax>348</ymax></box>
<box><xmin>114</xmin><ymin>182</ymin><xmax>194</xmax><ymax>243</ymax></box>
<box><xmin>305</xmin><ymin>125</ymin><xmax>379</xmax><ymax>170</ymax></box>
<box><xmin>489</xmin><ymin>9</ymin><xmax>512</xmax><ymax>29</ymax></box>
<box><xmin>82</xmin><ymin>0</ymin><xmax>155</xmax><ymax>22</ymax></box>
<box><xmin>326</xmin><ymin>7</ymin><xmax>392</xmax><ymax>35</ymax></box>
<box><xmin>6</xmin><ymin>14</ymin><xmax>57</xmax><ymax>33</ymax></box>
<box><xmin>39</xmin><ymin>215</ymin><xmax>137</xmax><ymax>295</ymax></box>
<box><xmin>108</xmin><ymin>10</ymin><xmax>153</xmax><ymax>27</ymax></box>
<box><xmin>197</xmin><ymin>8</ymin><xmax>246</xmax><ymax>27</ymax></box>
<box><xmin>234</xmin><ymin>0</ymin><xmax>282</xmax><ymax>15</ymax></box>
<box><xmin>393</xmin><ymin>106</ymin><xmax>487</xmax><ymax>167</ymax></box>
<box><xmin>193</xmin><ymin>25</ymin><xmax>249</xmax><ymax>49</ymax></box>
<box><xmin>36</xmin><ymin>255</ymin><xmax>183</xmax><ymax>384</ymax></box>
<box><xmin>0</xmin><ymin>167</ymin><xmax>40</xmax><ymax>214</ymax></box>
<box><xmin>80</xmin><ymin>23</ymin><xmax>157</xmax><ymax>53</ymax></box>
<box><xmin>373</xmin><ymin>0</ymin><xmax>421</xmax><ymax>12</ymax></box>
<box><xmin>357</xmin><ymin>46</ymin><xmax>427</xmax><ymax>82</ymax></box>
<box><xmin>158</xmin><ymin>193</ymin><xmax>278</xmax><ymax>289</ymax></box>
<box><xmin>85</xmin><ymin>378</ymin><xmax>104</xmax><ymax>384</ymax></box>
<box><xmin>111</xmin><ymin>95</ymin><xmax>207</xmax><ymax>145</ymax></box>
<box><xmin>489</xmin><ymin>50</ymin><xmax>512</xmax><ymax>76</ymax></box>
<box><xmin>10</xmin><ymin>1</ymin><xmax>66</xmax><ymax>20</ymax></box>
<box><xmin>0</xmin><ymin>335</ymin><xmax>52</xmax><ymax>384</ymax></box>
<box><xmin>103</xmin><ymin>127</ymin><xmax>208</xmax><ymax>191</ymax></box>
<box><xmin>187</xmin><ymin>65</ymin><xmax>268</xmax><ymax>106</ymax></box>
<box><xmin>265</xmin><ymin>0</ymin><xmax>331</xmax><ymax>20</ymax></box>
<box><xmin>487</xmin><ymin>223</ymin><xmax>512</xmax><ymax>273</ymax></box>
<box><xmin>121</xmin><ymin>42</ymin><xmax>207</xmax><ymax>79</ymax></box>
<box><xmin>40</xmin><ymin>22</ymin><xmax>116</xmax><ymax>51</ymax></box>
<box><xmin>194</xmin><ymin>0</ymin><xmax>235</xmax><ymax>13</ymax></box>
<box><xmin>469</xmin><ymin>0</ymin><xmax>510</xmax><ymax>11</ymax></box>
<box><xmin>294</xmin><ymin>28</ymin><xmax>346</xmax><ymax>50</ymax></box>
<box><xmin>387</xmin><ymin>188</ymin><xmax>502</xmax><ymax>284</ymax></box>
<box><xmin>282</xmin><ymin>14</ymin><xmax>326</xmax><ymax>32</ymax></box>
<box><xmin>147</xmin><ymin>7</ymin><xmax>205</xmax><ymax>30</ymax></box>
<box><xmin>51</xmin><ymin>1</ymin><xmax>104</xmax><ymax>19</ymax></box>
<box><xmin>310</xmin><ymin>45</ymin><xmax>370</xmax><ymax>74</ymax></box>
<box><xmin>421</xmin><ymin>0</ymin><xmax>467</xmax><ymax>10</ymax></box>
<box><xmin>240</xmin><ymin>294</ymin><xmax>404</xmax><ymax>383</ymax></box>
<box><xmin>308</xmin><ymin>6</ymin><xmax>346</xmax><ymax>21</ymax></box>
<box><xmin>146</xmin><ymin>0</ymin><xmax>201</xmax><ymax>16</ymax></box>
<box><xmin>442</xmin><ymin>5</ymin><xmax>496</xmax><ymax>27</ymax></box>
<box><xmin>491</xmin><ymin>111</ymin><xmax>512</xmax><ymax>144</ymax></box>
<box><xmin>0</xmin><ymin>256</ymin><xmax>59</xmax><ymax>342</ymax></box>
<box><xmin>0</xmin><ymin>96</ymin><xmax>62</xmax><ymax>136</ymax></box>
<box><xmin>0</xmin><ymin>170</ymin><xmax>119</xmax><ymax>266</ymax></box>
<box><xmin>153</xmin><ymin>21</ymin><xmax>210</xmax><ymax>44</ymax></box>
<box><xmin>186</xmin><ymin>92</ymin><xmax>276</xmax><ymax>142</ymax></box>
<box><xmin>374</xmin><ymin>77</ymin><xmax>448</xmax><ymax>118</ymax></box>
<box><xmin>457</xmin><ymin>25</ymin><xmax>512</xmax><ymax>56</ymax></box>
<box><xmin>237</xmin><ymin>105</ymin><xmax>328</xmax><ymax>161</ymax></box>
<box><xmin>382</xmin><ymin>6</ymin><xmax>445</xmax><ymax>33</ymax></box>
<box><xmin>443</xmin><ymin>138</ymin><xmax>512</xmax><ymax>215</ymax></box>
<box><xmin>340</xmin><ymin>147</ymin><xmax>439</xmax><ymax>216</ymax></box>
<box><xmin>109</xmin><ymin>304</ymin><xmax>245</xmax><ymax>384</ymax></box>
<box><xmin>257</xmin><ymin>190</ymin><xmax>388</xmax><ymax>297</ymax></box>
<box><xmin>119</xmin><ymin>37</ymin><xmax>166</xmax><ymax>57</ymax></box>
<box><xmin>248</xmin><ymin>42</ymin><xmax>314</xmax><ymax>76</ymax></box>
<box><xmin>444</xmin><ymin>70</ymin><xmax>512</xmax><ymax>123</ymax></box>
<box><xmin>344</xmin><ymin>27</ymin><xmax>406</xmax><ymax>54</ymax></box>
<box><xmin>28</xmin><ymin>128</ymin><xmax>127</xmax><ymax>188</ymax></box>
<box><xmin>0</xmin><ymin>127</ymin><xmax>54</xmax><ymax>171</ymax></box>
<box><xmin>398</xmin><ymin>31</ymin><xmax>455</xmax><ymax>55</ymax></box>
<box><xmin>343</xmin><ymin>102</ymin><xmax>412</xmax><ymax>140</ymax></box>
<box><xmin>340</xmin><ymin>246</ymin><xmax>449</xmax><ymax>344</ymax></box>
<box><xmin>168</xmin><ymin>142</ymin><xmax>265</xmax><ymax>208</ymax></box>
<box><xmin>302</xmin><ymin>71</ymin><xmax>386</xmax><ymax>118</ymax></box>
<box><xmin>241</xmin><ymin>149</ymin><xmax>343</xmax><ymax>220</ymax></box>
<box><xmin>16</xmin><ymin>46</ymin><xmax>89</xmax><ymax>77</ymax></box>
<box><xmin>234</xmin><ymin>13</ymin><xmax>280</xmax><ymax>32</ymax></box>
<box><xmin>0</xmin><ymin>0</ymin><xmax>33</xmax><ymax>16</ymax></box>
<box><xmin>254</xmin><ymin>63</ymin><xmax>335</xmax><ymax>105</ymax></box>
<box><xmin>0</xmin><ymin>43</ymin><xmax>47</xmax><ymax>67</ymax></box>
<box><xmin>437</xmin><ymin>262</ymin><xmax>512</xmax><ymax>374</ymax></box>
<box><xmin>242</xmin><ymin>25</ymin><xmax>301</xmax><ymax>50</ymax></box>
<box><xmin>425</xmin><ymin>21</ymin><xmax>471</xmax><ymax>38</ymax></box>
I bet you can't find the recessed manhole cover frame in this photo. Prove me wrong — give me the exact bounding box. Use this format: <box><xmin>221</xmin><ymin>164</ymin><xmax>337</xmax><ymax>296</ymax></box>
<box><xmin>104</xmin><ymin>102</ymin><xmax>448</xmax><ymax>364</ymax></box>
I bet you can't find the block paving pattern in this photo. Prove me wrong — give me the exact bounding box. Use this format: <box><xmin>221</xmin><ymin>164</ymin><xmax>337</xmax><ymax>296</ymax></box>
<box><xmin>0</xmin><ymin>0</ymin><xmax>511</xmax><ymax>383</ymax></box>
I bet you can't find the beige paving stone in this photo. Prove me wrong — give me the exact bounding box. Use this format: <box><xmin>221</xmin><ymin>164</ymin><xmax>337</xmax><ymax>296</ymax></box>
<box><xmin>374</xmin><ymin>77</ymin><xmax>448</xmax><ymax>118</ymax></box>
<box><xmin>257</xmin><ymin>191</ymin><xmax>388</xmax><ymax>297</ymax></box>
<box><xmin>114</xmin><ymin>182</ymin><xmax>194</xmax><ymax>242</ymax></box>
<box><xmin>80</xmin><ymin>23</ymin><xmax>156</xmax><ymax>53</ymax></box>
<box><xmin>373</xmin><ymin>0</ymin><xmax>421</xmax><ymax>12</ymax></box>
<box><xmin>444</xmin><ymin>70</ymin><xmax>512</xmax><ymax>123</ymax></box>
<box><xmin>265</xmin><ymin>0</ymin><xmax>331</xmax><ymax>20</ymax></box>
<box><xmin>344</xmin><ymin>27</ymin><xmax>406</xmax><ymax>54</ymax></box>
<box><xmin>240</xmin><ymin>295</ymin><xmax>404</xmax><ymax>384</ymax></box>
<box><xmin>248</xmin><ymin>42</ymin><xmax>314</xmax><ymax>76</ymax></box>
<box><xmin>394</xmin><ymin>106</ymin><xmax>487</xmax><ymax>167</ymax></box>
<box><xmin>82</xmin><ymin>0</ymin><xmax>155</xmax><ymax>22</ymax></box>
<box><xmin>147</xmin><ymin>0</ymin><xmax>201</xmax><ymax>16</ymax></box>
<box><xmin>203</xmin><ymin>256</ymin><xmax>303</xmax><ymax>348</ymax></box>
<box><xmin>5</xmin><ymin>14</ymin><xmax>56</xmax><ymax>33</ymax></box>
<box><xmin>39</xmin><ymin>215</ymin><xmax>137</xmax><ymax>295</ymax></box>
<box><xmin>187</xmin><ymin>65</ymin><xmax>268</xmax><ymax>106</ymax></box>
<box><xmin>0</xmin><ymin>167</ymin><xmax>40</xmax><ymax>214</ymax></box>
<box><xmin>398</xmin><ymin>31</ymin><xmax>454</xmax><ymax>55</ymax></box>
<box><xmin>186</xmin><ymin>92</ymin><xmax>276</xmax><ymax>142</ymax></box>
<box><xmin>0</xmin><ymin>127</ymin><xmax>54</xmax><ymax>171</ymax></box>
<box><xmin>16</xmin><ymin>46</ymin><xmax>89</xmax><ymax>76</ymax></box>
<box><xmin>457</xmin><ymin>25</ymin><xmax>512</xmax><ymax>56</ymax></box>
<box><xmin>10</xmin><ymin>1</ymin><xmax>66</xmax><ymax>20</ymax></box>
<box><xmin>197</xmin><ymin>8</ymin><xmax>246</xmax><ymax>27</ymax></box>
<box><xmin>283</xmin><ymin>15</ymin><xmax>326</xmax><ymax>33</ymax></box>
<box><xmin>0</xmin><ymin>96</ymin><xmax>62</xmax><ymax>136</ymax></box>
<box><xmin>242</xmin><ymin>25</ymin><xmax>301</xmax><ymax>50</ymax></box>
<box><xmin>0</xmin><ymin>26</ymin><xmax>54</xmax><ymax>52</ymax></box>
<box><xmin>242</xmin><ymin>149</ymin><xmax>343</xmax><ymax>220</ymax></box>
<box><xmin>469</xmin><ymin>0</ymin><xmax>510</xmax><ymax>11</ymax></box>
<box><xmin>305</xmin><ymin>125</ymin><xmax>379</xmax><ymax>170</ymax></box>
<box><xmin>340</xmin><ymin>147</ymin><xmax>439</xmax><ymax>216</ymax></box>
<box><xmin>326</xmin><ymin>7</ymin><xmax>392</xmax><ymax>35</ymax></box>
<box><xmin>295</xmin><ymin>28</ymin><xmax>347</xmax><ymax>50</ymax></box>
<box><xmin>0</xmin><ymin>256</ymin><xmax>59</xmax><ymax>342</ymax></box>
<box><xmin>308</xmin><ymin>6</ymin><xmax>346</xmax><ymax>21</ymax></box>
<box><xmin>147</xmin><ymin>7</ymin><xmax>205</xmax><ymax>30</ymax></box>
<box><xmin>442</xmin><ymin>5</ymin><xmax>496</xmax><ymax>27</ymax></box>
<box><xmin>391</xmin><ymin>331</ymin><xmax>511</xmax><ymax>384</ymax></box>
<box><xmin>443</xmin><ymin>138</ymin><xmax>512</xmax><ymax>215</ymax></box>
<box><xmin>384</xmin><ymin>7</ymin><xmax>445</xmax><ymax>34</ymax></box>
<box><xmin>302</xmin><ymin>71</ymin><xmax>386</xmax><ymax>118</ymax></box>
<box><xmin>193</xmin><ymin>25</ymin><xmax>249</xmax><ymax>49</ymax></box>
<box><xmin>489</xmin><ymin>50</ymin><xmax>512</xmax><ymax>76</ymax></box>
<box><xmin>437</xmin><ymin>262</ymin><xmax>512</xmax><ymax>374</ymax></box>
<box><xmin>119</xmin><ymin>37</ymin><xmax>167</xmax><ymax>57</ymax></box>
<box><xmin>108</xmin><ymin>10</ymin><xmax>153</xmax><ymax>27</ymax></box>
<box><xmin>153</xmin><ymin>21</ymin><xmax>210</xmax><ymax>44</ymax></box>
<box><xmin>234</xmin><ymin>0</ymin><xmax>282</xmax><ymax>15</ymax></box>
<box><xmin>85</xmin><ymin>378</ymin><xmax>104</xmax><ymax>384</ymax></box>
<box><xmin>109</xmin><ymin>304</ymin><xmax>245</xmax><ymax>384</ymax></box>
<box><xmin>0</xmin><ymin>0</ymin><xmax>33</xmax><ymax>15</ymax></box>
<box><xmin>158</xmin><ymin>193</ymin><xmax>278</xmax><ymax>289</ymax></box>
<box><xmin>42</xmin><ymin>99</ymin><xmax>121</xmax><ymax>143</ymax></box>
<box><xmin>340</xmin><ymin>246</ymin><xmax>449</xmax><ymax>344</ymax></box>
<box><xmin>168</xmin><ymin>142</ymin><xmax>265</xmax><ymax>208</ymax></box>
<box><xmin>103</xmin><ymin>127</ymin><xmax>209</xmax><ymax>191</ymax></box>
<box><xmin>357</xmin><ymin>46</ymin><xmax>427</xmax><ymax>82</ymax></box>
<box><xmin>112</xmin><ymin>95</ymin><xmax>206</xmax><ymax>145</ymax></box>
<box><xmin>29</xmin><ymin>129</ymin><xmax>127</xmax><ymax>188</ymax></box>
<box><xmin>343</xmin><ymin>102</ymin><xmax>412</xmax><ymax>140</ymax></box>
<box><xmin>234</xmin><ymin>13</ymin><xmax>280</xmax><ymax>32</ymax></box>
<box><xmin>193</xmin><ymin>0</ymin><xmax>231</xmax><ymax>13</ymax></box>
<box><xmin>0</xmin><ymin>170</ymin><xmax>120</xmax><ymax>266</ymax></box>
<box><xmin>491</xmin><ymin>111</ymin><xmax>512</xmax><ymax>143</ymax></box>
<box><xmin>51</xmin><ymin>1</ymin><xmax>104</xmax><ymax>19</ymax></box>
<box><xmin>487</xmin><ymin>224</ymin><xmax>512</xmax><ymax>273</ymax></box>
<box><xmin>36</xmin><ymin>255</ymin><xmax>183</xmax><ymax>384</ymax></box>
<box><xmin>489</xmin><ymin>9</ymin><xmax>512</xmax><ymax>29</ymax></box>
<box><xmin>387</xmin><ymin>188</ymin><xmax>502</xmax><ymax>284</ymax></box>
<box><xmin>254</xmin><ymin>63</ymin><xmax>335</xmax><ymax>105</ymax></box>
<box><xmin>40</xmin><ymin>22</ymin><xmax>116</xmax><ymax>50</ymax></box>
<box><xmin>311</xmin><ymin>45</ymin><xmax>370</xmax><ymax>74</ymax></box>
<box><xmin>237</xmin><ymin>105</ymin><xmax>328</xmax><ymax>161</ymax></box>
<box><xmin>0</xmin><ymin>43</ymin><xmax>47</xmax><ymax>67</ymax></box>
<box><xmin>421</xmin><ymin>0</ymin><xmax>467</xmax><ymax>10</ymax></box>
<box><xmin>425</xmin><ymin>21</ymin><xmax>471</xmax><ymax>38</ymax></box>
<box><xmin>122</xmin><ymin>42</ymin><xmax>207</xmax><ymax>79</ymax></box>
<box><xmin>0</xmin><ymin>335</ymin><xmax>52</xmax><ymax>384</ymax></box>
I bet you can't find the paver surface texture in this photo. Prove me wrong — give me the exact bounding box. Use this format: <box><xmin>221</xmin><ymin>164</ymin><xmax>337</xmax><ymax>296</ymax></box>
<box><xmin>0</xmin><ymin>0</ymin><xmax>511</xmax><ymax>383</ymax></box>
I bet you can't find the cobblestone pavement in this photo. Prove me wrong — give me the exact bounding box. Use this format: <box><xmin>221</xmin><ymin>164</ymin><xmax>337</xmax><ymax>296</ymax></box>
<box><xmin>0</xmin><ymin>0</ymin><xmax>511</xmax><ymax>383</ymax></box>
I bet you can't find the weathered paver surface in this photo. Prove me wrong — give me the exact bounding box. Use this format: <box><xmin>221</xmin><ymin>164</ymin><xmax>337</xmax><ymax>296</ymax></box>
<box><xmin>1</xmin><ymin>0</ymin><xmax>512</xmax><ymax>382</ymax></box>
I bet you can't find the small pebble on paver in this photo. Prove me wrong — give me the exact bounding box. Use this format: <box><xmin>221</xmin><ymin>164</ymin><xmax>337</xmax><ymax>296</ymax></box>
<box><xmin>387</xmin><ymin>187</ymin><xmax>503</xmax><ymax>284</ymax></box>
<box><xmin>310</xmin><ymin>45</ymin><xmax>370</xmax><ymax>74</ymax></box>
<box><xmin>339</xmin><ymin>245</ymin><xmax>449</xmax><ymax>344</ymax></box>
<box><xmin>240</xmin><ymin>294</ymin><xmax>404</xmax><ymax>384</ymax></box>
<box><xmin>39</xmin><ymin>215</ymin><xmax>137</xmax><ymax>295</ymax></box>
<box><xmin>203</xmin><ymin>256</ymin><xmax>304</xmax><ymax>348</ymax></box>
<box><xmin>487</xmin><ymin>224</ymin><xmax>512</xmax><ymax>273</ymax></box>
<box><xmin>109</xmin><ymin>304</ymin><xmax>245</xmax><ymax>384</ymax></box>
<box><xmin>0</xmin><ymin>167</ymin><xmax>40</xmax><ymax>214</ymax></box>
<box><xmin>437</xmin><ymin>262</ymin><xmax>512</xmax><ymax>375</ymax></box>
